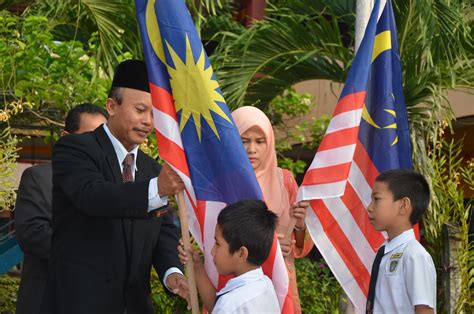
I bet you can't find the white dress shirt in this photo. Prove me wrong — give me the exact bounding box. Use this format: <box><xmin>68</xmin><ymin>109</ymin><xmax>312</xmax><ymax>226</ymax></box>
<box><xmin>103</xmin><ymin>123</ymin><xmax>182</xmax><ymax>290</ymax></box>
<box><xmin>213</xmin><ymin>267</ymin><xmax>280</xmax><ymax>314</ymax></box>
<box><xmin>374</xmin><ymin>229</ymin><xmax>436</xmax><ymax>313</ymax></box>
<box><xmin>103</xmin><ymin>123</ymin><xmax>167</xmax><ymax>211</ymax></box>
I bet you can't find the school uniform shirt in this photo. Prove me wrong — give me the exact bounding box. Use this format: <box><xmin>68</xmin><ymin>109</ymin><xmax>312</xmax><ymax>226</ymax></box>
<box><xmin>213</xmin><ymin>267</ymin><xmax>280</xmax><ymax>314</ymax></box>
<box><xmin>374</xmin><ymin>229</ymin><xmax>436</xmax><ymax>313</ymax></box>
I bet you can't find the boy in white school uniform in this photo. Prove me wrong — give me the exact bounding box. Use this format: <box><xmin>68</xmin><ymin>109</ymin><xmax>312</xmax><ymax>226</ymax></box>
<box><xmin>366</xmin><ymin>169</ymin><xmax>436</xmax><ymax>314</ymax></box>
<box><xmin>179</xmin><ymin>200</ymin><xmax>280</xmax><ymax>313</ymax></box>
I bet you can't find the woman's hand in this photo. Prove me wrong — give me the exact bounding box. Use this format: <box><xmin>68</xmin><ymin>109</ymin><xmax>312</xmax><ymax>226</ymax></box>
<box><xmin>290</xmin><ymin>201</ymin><xmax>309</xmax><ymax>230</ymax></box>
<box><xmin>177</xmin><ymin>239</ymin><xmax>202</xmax><ymax>267</ymax></box>
<box><xmin>277</xmin><ymin>234</ymin><xmax>296</xmax><ymax>257</ymax></box>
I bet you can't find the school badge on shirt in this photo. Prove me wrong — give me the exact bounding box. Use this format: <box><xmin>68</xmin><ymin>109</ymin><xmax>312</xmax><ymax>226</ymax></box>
<box><xmin>389</xmin><ymin>253</ymin><xmax>403</xmax><ymax>272</ymax></box>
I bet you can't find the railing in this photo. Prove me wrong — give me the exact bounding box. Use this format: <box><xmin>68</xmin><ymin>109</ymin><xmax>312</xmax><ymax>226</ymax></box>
<box><xmin>0</xmin><ymin>219</ymin><xmax>23</xmax><ymax>274</ymax></box>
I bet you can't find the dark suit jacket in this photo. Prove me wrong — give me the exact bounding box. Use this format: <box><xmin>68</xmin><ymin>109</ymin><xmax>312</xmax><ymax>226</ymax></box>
<box><xmin>42</xmin><ymin>125</ymin><xmax>182</xmax><ymax>314</ymax></box>
<box><xmin>15</xmin><ymin>162</ymin><xmax>52</xmax><ymax>314</ymax></box>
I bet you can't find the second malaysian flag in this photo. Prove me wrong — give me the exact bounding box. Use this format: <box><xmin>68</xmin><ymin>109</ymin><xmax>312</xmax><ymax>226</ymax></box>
<box><xmin>298</xmin><ymin>0</ymin><xmax>412</xmax><ymax>312</ymax></box>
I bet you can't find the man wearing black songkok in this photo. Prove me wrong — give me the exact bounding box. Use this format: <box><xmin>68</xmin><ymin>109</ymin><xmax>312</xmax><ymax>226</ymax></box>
<box><xmin>42</xmin><ymin>60</ymin><xmax>189</xmax><ymax>314</ymax></box>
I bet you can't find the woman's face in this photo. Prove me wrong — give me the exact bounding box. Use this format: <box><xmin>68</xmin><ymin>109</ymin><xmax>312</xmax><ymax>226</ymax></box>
<box><xmin>241</xmin><ymin>126</ymin><xmax>268</xmax><ymax>170</ymax></box>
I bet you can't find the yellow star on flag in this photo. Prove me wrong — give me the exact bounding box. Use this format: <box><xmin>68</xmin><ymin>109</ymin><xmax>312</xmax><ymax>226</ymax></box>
<box><xmin>165</xmin><ymin>34</ymin><xmax>231</xmax><ymax>141</ymax></box>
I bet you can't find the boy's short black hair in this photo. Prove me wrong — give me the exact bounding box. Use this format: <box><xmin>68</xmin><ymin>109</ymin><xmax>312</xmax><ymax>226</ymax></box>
<box><xmin>64</xmin><ymin>103</ymin><xmax>108</xmax><ymax>134</ymax></box>
<box><xmin>376</xmin><ymin>169</ymin><xmax>430</xmax><ymax>224</ymax></box>
<box><xmin>217</xmin><ymin>200</ymin><xmax>278</xmax><ymax>266</ymax></box>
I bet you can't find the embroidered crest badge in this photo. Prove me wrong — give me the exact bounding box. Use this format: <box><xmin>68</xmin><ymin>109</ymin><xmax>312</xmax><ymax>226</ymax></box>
<box><xmin>390</xmin><ymin>253</ymin><xmax>403</xmax><ymax>259</ymax></box>
<box><xmin>389</xmin><ymin>260</ymin><xmax>399</xmax><ymax>272</ymax></box>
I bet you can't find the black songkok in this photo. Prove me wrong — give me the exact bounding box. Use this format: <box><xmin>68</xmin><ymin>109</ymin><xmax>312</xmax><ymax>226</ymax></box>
<box><xmin>110</xmin><ymin>60</ymin><xmax>150</xmax><ymax>93</ymax></box>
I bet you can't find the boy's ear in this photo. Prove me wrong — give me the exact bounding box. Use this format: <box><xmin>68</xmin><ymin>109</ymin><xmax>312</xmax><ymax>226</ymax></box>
<box><xmin>238</xmin><ymin>246</ymin><xmax>249</xmax><ymax>262</ymax></box>
<box><xmin>399</xmin><ymin>197</ymin><xmax>411</xmax><ymax>216</ymax></box>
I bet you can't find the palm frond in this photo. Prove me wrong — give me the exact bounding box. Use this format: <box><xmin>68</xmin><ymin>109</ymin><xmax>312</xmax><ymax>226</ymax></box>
<box><xmin>396</xmin><ymin>0</ymin><xmax>473</xmax><ymax>173</ymax></box>
<box><xmin>186</xmin><ymin>0</ymin><xmax>234</xmax><ymax>16</ymax></box>
<box><xmin>82</xmin><ymin>0</ymin><xmax>141</xmax><ymax>76</ymax></box>
<box><xmin>200</xmin><ymin>14</ymin><xmax>245</xmax><ymax>46</ymax></box>
<box><xmin>214</xmin><ymin>11</ymin><xmax>351</xmax><ymax>109</ymax></box>
<box><xmin>395</xmin><ymin>0</ymin><xmax>473</xmax><ymax>68</ymax></box>
<box><xmin>272</xmin><ymin>0</ymin><xmax>355</xmax><ymax>18</ymax></box>
<box><xmin>26</xmin><ymin>0</ymin><xmax>141</xmax><ymax>77</ymax></box>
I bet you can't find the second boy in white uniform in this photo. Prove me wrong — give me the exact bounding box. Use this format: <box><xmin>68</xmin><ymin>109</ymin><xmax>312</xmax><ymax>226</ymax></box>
<box><xmin>367</xmin><ymin>169</ymin><xmax>436</xmax><ymax>314</ymax></box>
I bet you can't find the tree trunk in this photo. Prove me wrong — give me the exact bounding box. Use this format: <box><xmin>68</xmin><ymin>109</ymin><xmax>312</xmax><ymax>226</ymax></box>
<box><xmin>442</xmin><ymin>222</ymin><xmax>462</xmax><ymax>313</ymax></box>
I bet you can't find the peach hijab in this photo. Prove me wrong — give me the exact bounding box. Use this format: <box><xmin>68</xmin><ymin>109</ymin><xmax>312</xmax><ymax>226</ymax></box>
<box><xmin>232</xmin><ymin>106</ymin><xmax>291</xmax><ymax>232</ymax></box>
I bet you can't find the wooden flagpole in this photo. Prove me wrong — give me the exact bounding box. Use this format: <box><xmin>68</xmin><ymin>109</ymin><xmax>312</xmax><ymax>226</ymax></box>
<box><xmin>283</xmin><ymin>217</ymin><xmax>297</xmax><ymax>242</ymax></box>
<box><xmin>176</xmin><ymin>191</ymin><xmax>200</xmax><ymax>314</ymax></box>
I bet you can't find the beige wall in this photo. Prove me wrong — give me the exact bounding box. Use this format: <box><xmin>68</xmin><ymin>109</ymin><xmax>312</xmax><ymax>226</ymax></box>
<box><xmin>293</xmin><ymin>80</ymin><xmax>473</xmax><ymax>119</ymax></box>
<box><xmin>293</xmin><ymin>80</ymin><xmax>342</xmax><ymax>118</ymax></box>
<box><xmin>448</xmin><ymin>89</ymin><xmax>474</xmax><ymax>118</ymax></box>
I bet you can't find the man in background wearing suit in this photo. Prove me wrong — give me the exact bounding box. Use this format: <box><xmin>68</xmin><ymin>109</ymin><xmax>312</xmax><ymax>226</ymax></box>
<box><xmin>43</xmin><ymin>60</ymin><xmax>189</xmax><ymax>314</ymax></box>
<box><xmin>15</xmin><ymin>103</ymin><xmax>108</xmax><ymax>314</ymax></box>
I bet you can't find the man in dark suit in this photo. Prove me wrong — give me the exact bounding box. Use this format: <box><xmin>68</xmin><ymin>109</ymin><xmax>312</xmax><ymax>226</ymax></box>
<box><xmin>43</xmin><ymin>60</ymin><xmax>189</xmax><ymax>314</ymax></box>
<box><xmin>14</xmin><ymin>103</ymin><xmax>108</xmax><ymax>314</ymax></box>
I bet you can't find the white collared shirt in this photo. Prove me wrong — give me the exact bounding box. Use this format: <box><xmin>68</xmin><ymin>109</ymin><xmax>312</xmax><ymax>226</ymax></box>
<box><xmin>102</xmin><ymin>124</ymin><xmax>182</xmax><ymax>289</ymax></box>
<box><xmin>374</xmin><ymin>229</ymin><xmax>436</xmax><ymax>313</ymax></box>
<box><xmin>213</xmin><ymin>267</ymin><xmax>280</xmax><ymax>314</ymax></box>
<box><xmin>103</xmin><ymin>123</ymin><xmax>167</xmax><ymax>211</ymax></box>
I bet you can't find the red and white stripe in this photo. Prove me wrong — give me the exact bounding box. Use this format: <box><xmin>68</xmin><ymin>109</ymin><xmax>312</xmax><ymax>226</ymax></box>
<box><xmin>151</xmin><ymin>84</ymin><xmax>291</xmax><ymax>312</ymax></box>
<box><xmin>297</xmin><ymin>90</ymin><xmax>387</xmax><ymax>313</ymax></box>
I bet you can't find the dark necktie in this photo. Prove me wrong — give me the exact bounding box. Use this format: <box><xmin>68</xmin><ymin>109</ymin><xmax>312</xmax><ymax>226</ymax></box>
<box><xmin>366</xmin><ymin>245</ymin><xmax>385</xmax><ymax>314</ymax></box>
<box><xmin>122</xmin><ymin>153</ymin><xmax>134</xmax><ymax>182</ymax></box>
<box><xmin>121</xmin><ymin>153</ymin><xmax>134</xmax><ymax>277</ymax></box>
<box><xmin>214</xmin><ymin>291</ymin><xmax>230</xmax><ymax>307</ymax></box>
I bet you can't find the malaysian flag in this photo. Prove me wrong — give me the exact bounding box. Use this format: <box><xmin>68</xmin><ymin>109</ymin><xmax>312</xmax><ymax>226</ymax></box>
<box><xmin>297</xmin><ymin>0</ymin><xmax>412</xmax><ymax>312</ymax></box>
<box><xmin>136</xmin><ymin>0</ymin><xmax>293</xmax><ymax>311</ymax></box>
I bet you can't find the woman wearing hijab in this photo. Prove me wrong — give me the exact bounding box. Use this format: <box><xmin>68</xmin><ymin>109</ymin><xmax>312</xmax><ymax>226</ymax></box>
<box><xmin>232</xmin><ymin>106</ymin><xmax>314</xmax><ymax>313</ymax></box>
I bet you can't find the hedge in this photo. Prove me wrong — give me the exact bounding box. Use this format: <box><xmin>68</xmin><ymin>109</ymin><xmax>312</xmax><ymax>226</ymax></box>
<box><xmin>0</xmin><ymin>258</ymin><xmax>341</xmax><ymax>313</ymax></box>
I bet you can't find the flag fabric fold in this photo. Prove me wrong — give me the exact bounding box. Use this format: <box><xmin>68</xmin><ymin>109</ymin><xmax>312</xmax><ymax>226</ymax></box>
<box><xmin>297</xmin><ymin>0</ymin><xmax>412</xmax><ymax>312</ymax></box>
<box><xmin>135</xmin><ymin>0</ymin><xmax>293</xmax><ymax>311</ymax></box>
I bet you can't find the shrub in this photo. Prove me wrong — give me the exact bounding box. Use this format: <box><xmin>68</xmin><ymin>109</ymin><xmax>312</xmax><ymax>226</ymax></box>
<box><xmin>0</xmin><ymin>259</ymin><xmax>343</xmax><ymax>313</ymax></box>
<box><xmin>148</xmin><ymin>257</ymin><xmax>343</xmax><ymax>313</ymax></box>
<box><xmin>0</xmin><ymin>275</ymin><xmax>19</xmax><ymax>313</ymax></box>
<box><xmin>296</xmin><ymin>258</ymin><xmax>342</xmax><ymax>313</ymax></box>
<box><xmin>150</xmin><ymin>269</ymin><xmax>188</xmax><ymax>313</ymax></box>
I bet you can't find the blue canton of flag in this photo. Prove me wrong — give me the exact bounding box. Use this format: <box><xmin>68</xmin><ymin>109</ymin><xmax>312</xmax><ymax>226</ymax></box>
<box><xmin>359</xmin><ymin>0</ymin><xmax>412</xmax><ymax>171</ymax></box>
